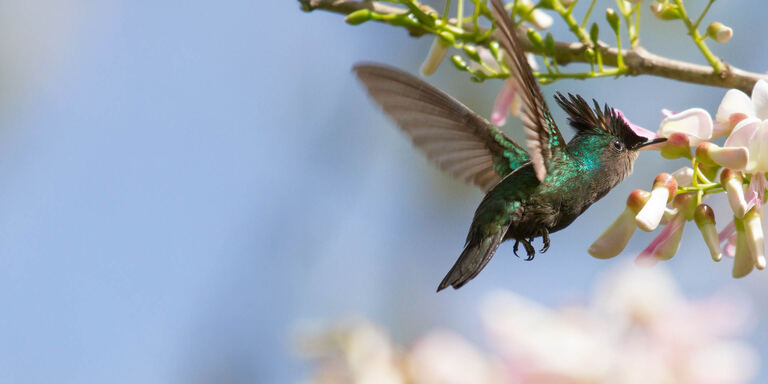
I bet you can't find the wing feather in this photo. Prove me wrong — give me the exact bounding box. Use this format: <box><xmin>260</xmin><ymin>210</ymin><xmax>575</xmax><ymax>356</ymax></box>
<box><xmin>488</xmin><ymin>0</ymin><xmax>567</xmax><ymax>181</ymax></box>
<box><xmin>354</xmin><ymin>63</ymin><xmax>529</xmax><ymax>191</ymax></box>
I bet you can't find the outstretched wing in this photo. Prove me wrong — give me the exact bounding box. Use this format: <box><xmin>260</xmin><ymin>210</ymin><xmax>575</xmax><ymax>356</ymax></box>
<box><xmin>354</xmin><ymin>63</ymin><xmax>529</xmax><ymax>191</ymax></box>
<box><xmin>488</xmin><ymin>0</ymin><xmax>567</xmax><ymax>181</ymax></box>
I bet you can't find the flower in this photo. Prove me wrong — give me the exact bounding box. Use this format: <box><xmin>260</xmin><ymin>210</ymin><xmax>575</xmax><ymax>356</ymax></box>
<box><xmin>299</xmin><ymin>267</ymin><xmax>758</xmax><ymax>384</ymax></box>
<box><xmin>420</xmin><ymin>36</ymin><xmax>451</xmax><ymax>76</ymax></box>
<box><xmin>695</xmin><ymin>142</ymin><xmax>748</xmax><ymax>170</ymax></box>
<box><xmin>694</xmin><ymin>204</ymin><xmax>723</xmax><ymax>261</ymax></box>
<box><xmin>490</xmin><ymin>53</ymin><xmax>538</xmax><ymax>126</ymax></box>
<box><xmin>515</xmin><ymin>0</ymin><xmax>553</xmax><ymax>30</ymax></box>
<box><xmin>716</xmin><ymin>79</ymin><xmax>768</xmax><ymax>137</ymax></box>
<box><xmin>483</xmin><ymin>265</ymin><xmax>757</xmax><ymax>383</ymax></box>
<box><xmin>724</xmin><ymin>118</ymin><xmax>768</xmax><ymax>173</ymax></box>
<box><xmin>589</xmin><ymin>189</ymin><xmax>650</xmax><ymax>259</ymax></box>
<box><xmin>721</xmin><ymin>169</ymin><xmax>749</xmax><ymax>218</ymax></box>
<box><xmin>707</xmin><ymin>21</ymin><xmax>733</xmax><ymax>43</ymax></box>
<box><xmin>615</xmin><ymin>109</ymin><xmax>659</xmax><ymax>144</ymax></box>
<box><xmin>635</xmin><ymin>173</ymin><xmax>677</xmax><ymax>232</ymax></box>
<box><xmin>650</xmin><ymin>108</ymin><xmax>714</xmax><ymax>158</ymax></box>
<box><xmin>636</xmin><ymin>193</ymin><xmax>696</xmax><ymax>264</ymax></box>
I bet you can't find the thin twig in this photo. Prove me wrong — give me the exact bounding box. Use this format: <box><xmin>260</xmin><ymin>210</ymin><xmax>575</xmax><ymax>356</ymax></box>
<box><xmin>299</xmin><ymin>0</ymin><xmax>766</xmax><ymax>93</ymax></box>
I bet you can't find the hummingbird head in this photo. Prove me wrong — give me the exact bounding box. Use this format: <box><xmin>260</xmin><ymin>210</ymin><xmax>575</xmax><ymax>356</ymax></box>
<box><xmin>554</xmin><ymin>92</ymin><xmax>666</xmax><ymax>178</ymax></box>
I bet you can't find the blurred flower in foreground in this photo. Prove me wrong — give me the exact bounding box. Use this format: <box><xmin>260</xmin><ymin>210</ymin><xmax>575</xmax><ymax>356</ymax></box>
<box><xmin>297</xmin><ymin>266</ymin><xmax>757</xmax><ymax>383</ymax></box>
<box><xmin>591</xmin><ymin>79</ymin><xmax>768</xmax><ymax>277</ymax></box>
<box><xmin>491</xmin><ymin>52</ymin><xmax>538</xmax><ymax>126</ymax></box>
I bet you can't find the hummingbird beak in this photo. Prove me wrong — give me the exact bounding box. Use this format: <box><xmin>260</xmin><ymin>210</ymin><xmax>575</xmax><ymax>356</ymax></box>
<box><xmin>635</xmin><ymin>137</ymin><xmax>668</xmax><ymax>151</ymax></box>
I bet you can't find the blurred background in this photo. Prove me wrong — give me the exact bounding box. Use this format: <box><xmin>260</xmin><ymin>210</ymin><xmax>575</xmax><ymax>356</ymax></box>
<box><xmin>1</xmin><ymin>1</ymin><xmax>766</xmax><ymax>383</ymax></box>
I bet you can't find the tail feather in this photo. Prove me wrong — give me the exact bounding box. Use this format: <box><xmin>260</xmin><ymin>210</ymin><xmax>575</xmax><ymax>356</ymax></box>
<box><xmin>437</xmin><ymin>228</ymin><xmax>508</xmax><ymax>291</ymax></box>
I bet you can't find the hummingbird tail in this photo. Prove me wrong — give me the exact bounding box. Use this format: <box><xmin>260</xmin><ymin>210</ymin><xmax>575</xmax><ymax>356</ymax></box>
<box><xmin>437</xmin><ymin>228</ymin><xmax>508</xmax><ymax>291</ymax></box>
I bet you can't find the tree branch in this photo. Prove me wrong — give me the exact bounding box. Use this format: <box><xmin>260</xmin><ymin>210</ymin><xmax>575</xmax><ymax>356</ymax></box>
<box><xmin>299</xmin><ymin>0</ymin><xmax>766</xmax><ymax>93</ymax></box>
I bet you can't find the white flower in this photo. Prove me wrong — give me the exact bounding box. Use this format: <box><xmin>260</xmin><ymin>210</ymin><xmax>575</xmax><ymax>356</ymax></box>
<box><xmin>658</xmin><ymin>108</ymin><xmax>713</xmax><ymax>145</ymax></box>
<box><xmin>716</xmin><ymin>79</ymin><xmax>768</xmax><ymax>137</ymax></box>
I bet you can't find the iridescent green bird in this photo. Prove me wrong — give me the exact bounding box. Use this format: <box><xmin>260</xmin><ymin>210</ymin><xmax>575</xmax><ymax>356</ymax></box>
<box><xmin>354</xmin><ymin>0</ymin><xmax>665</xmax><ymax>291</ymax></box>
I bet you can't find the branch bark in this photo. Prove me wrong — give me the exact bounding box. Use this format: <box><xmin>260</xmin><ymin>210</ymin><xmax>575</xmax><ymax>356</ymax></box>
<box><xmin>300</xmin><ymin>0</ymin><xmax>766</xmax><ymax>93</ymax></box>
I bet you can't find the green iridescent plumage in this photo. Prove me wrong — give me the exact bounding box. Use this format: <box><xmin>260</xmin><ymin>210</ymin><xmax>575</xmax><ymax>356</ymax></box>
<box><xmin>353</xmin><ymin>0</ymin><xmax>665</xmax><ymax>292</ymax></box>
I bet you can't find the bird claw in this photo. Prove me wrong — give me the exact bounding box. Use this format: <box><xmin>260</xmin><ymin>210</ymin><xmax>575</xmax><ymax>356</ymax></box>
<box><xmin>513</xmin><ymin>240</ymin><xmax>520</xmax><ymax>257</ymax></box>
<box><xmin>522</xmin><ymin>238</ymin><xmax>535</xmax><ymax>261</ymax></box>
<box><xmin>540</xmin><ymin>229</ymin><xmax>550</xmax><ymax>253</ymax></box>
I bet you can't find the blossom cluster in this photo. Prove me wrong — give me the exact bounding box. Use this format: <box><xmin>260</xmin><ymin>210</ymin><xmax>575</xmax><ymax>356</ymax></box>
<box><xmin>298</xmin><ymin>266</ymin><xmax>757</xmax><ymax>383</ymax></box>
<box><xmin>590</xmin><ymin>80</ymin><xmax>768</xmax><ymax>277</ymax></box>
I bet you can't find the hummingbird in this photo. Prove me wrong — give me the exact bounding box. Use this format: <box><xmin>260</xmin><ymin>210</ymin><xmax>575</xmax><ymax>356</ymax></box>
<box><xmin>353</xmin><ymin>0</ymin><xmax>666</xmax><ymax>291</ymax></box>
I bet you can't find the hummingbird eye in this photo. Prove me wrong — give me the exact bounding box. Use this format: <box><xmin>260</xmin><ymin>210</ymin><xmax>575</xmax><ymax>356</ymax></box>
<box><xmin>611</xmin><ymin>138</ymin><xmax>624</xmax><ymax>152</ymax></box>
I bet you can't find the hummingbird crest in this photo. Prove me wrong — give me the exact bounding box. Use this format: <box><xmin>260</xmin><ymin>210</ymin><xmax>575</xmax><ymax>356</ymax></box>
<box><xmin>354</xmin><ymin>0</ymin><xmax>666</xmax><ymax>292</ymax></box>
<box><xmin>554</xmin><ymin>92</ymin><xmax>648</xmax><ymax>151</ymax></box>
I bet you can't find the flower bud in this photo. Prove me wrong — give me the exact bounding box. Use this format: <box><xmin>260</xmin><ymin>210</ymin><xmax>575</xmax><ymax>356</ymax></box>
<box><xmin>636</xmin><ymin>173</ymin><xmax>677</xmax><ymax>232</ymax></box>
<box><xmin>626</xmin><ymin>0</ymin><xmax>642</xmax><ymax>3</ymax></box>
<box><xmin>560</xmin><ymin>0</ymin><xmax>575</xmax><ymax>7</ymax></box>
<box><xmin>694</xmin><ymin>204</ymin><xmax>722</xmax><ymax>261</ymax></box>
<box><xmin>462</xmin><ymin>45</ymin><xmax>481</xmax><ymax>63</ymax></box>
<box><xmin>671</xmin><ymin>167</ymin><xmax>694</xmax><ymax>187</ymax></box>
<box><xmin>606</xmin><ymin>8</ymin><xmax>621</xmax><ymax>33</ymax></box>
<box><xmin>732</xmin><ymin>218</ymin><xmax>754</xmax><ymax>278</ymax></box>
<box><xmin>744</xmin><ymin>208</ymin><xmax>766</xmax><ymax>270</ymax></box>
<box><xmin>538</xmin><ymin>0</ymin><xmax>557</xmax><ymax>10</ymax></box>
<box><xmin>527</xmin><ymin>28</ymin><xmax>544</xmax><ymax>51</ymax></box>
<box><xmin>450</xmin><ymin>54</ymin><xmax>469</xmax><ymax>71</ymax></box>
<box><xmin>697</xmin><ymin>162</ymin><xmax>721</xmax><ymax>183</ymax></box>
<box><xmin>675</xmin><ymin>192</ymin><xmax>697</xmax><ymax>221</ymax></box>
<box><xmin>695</xmin><ymin>142</ymin><xmax>748</xmax><ymax>170</ymax></box>
<box><xmin>652</xmin><ymin>216</ymin><xmax>685</xmax><ymax>260</ymax></box>
<box><xmin>421</xmin><ymin>36</ymin><xmax>451</xmax><ymax>76</ymax></box>
<box><xmin>529</xmin><ymin>9</ymin><xmax>554</xmax><ymax>30</ymax></box>
<box><xmin>721</xmin><ymin>169</ymin><xmax>748</xmax><ymax>218</ymax></box>
<box><xmin>589</xmin><ymin>23</ymin><xmax>599</xmax><ymax>45</ymax></box>
<box><xmin>707</xmin><ymin>22</ymin><xmax>733</xmax><ymax>43</ymax></box>
<box><xmin>344</xmin><ymin>9</ymin><xmax>372</xmax><ymax>25</ymax></box>
<box><xmin>650</xmin><ymin>2</ymin><xmax>682</xmax><ymax>20</ymax></box>
<box><xmin>588</xmin><ymin>190</ymin><xmax>650</xmax><ymax>258</ymax></box>
<box><xmin>660</xmin><ymin>132</ymin><xmax>691</xmax><ymax>159</ymax></box>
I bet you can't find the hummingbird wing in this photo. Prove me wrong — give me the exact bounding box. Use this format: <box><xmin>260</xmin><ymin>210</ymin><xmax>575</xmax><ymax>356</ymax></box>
<box><xmin>354</xmin><ymin>63</ymin><xmax>529</xmax><ymax>191</ymax></box>
<box><xmin>488</xmin><ymin>0</ymin><xmax>567</xmax><ymax>182</ymax></box>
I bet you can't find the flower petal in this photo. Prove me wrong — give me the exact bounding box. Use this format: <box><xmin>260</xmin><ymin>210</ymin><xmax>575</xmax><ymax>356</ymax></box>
<box><xmin>724</xmin><ymin>233</ymin><xmax>737</xmax><ymax>259</ymax></box>
<box><xmin>733</xmin><ymin>219</ymin><xmax>754</xmax><ymax>277</ymax></box>
<box><xmin>744</xmin><ymin>208</ymin><xmax>766</xmax><ymax>270</ymax></box>
<box><xmin>716</xmin><ymin>89</ymin><xmax>753</xmax><ymax>123</ymax></box>
<box><xmin>744</xmin><ymin>173</ymin><xmax>766</xmax><ymax>212</ymax></box>
<box><xmin>589</xmin><ymin>208</ymin><xmax>637</xmax><ymax>259</ymax></box>
<box><xmin>706</xmin><ymin>144</ymin><xmax>748</xmax><ymax>170</ymax></box>
<box><xmin>491</xmin><ymin>79</ymin><xmax>517</xmax><ymax>126</ymax></box>
<box><xmin>636</xmin><ymin>214</ymin><xmax>685</xmax><ymax>264</ymax></box>
<box><xmin>751</xmin><ymin>79</ymin><xmax>768</xmax><ymax>120</ymax></box>
<box><xmin>616</xmin><ymin>109</ymin><xmax>658</xmax><ymax>140</ymax></box>
<box><xmin>671</xmin><ymin>167</ymin><xmax>694</xmax><ymax>187</ymax></box>
<box><xmin>420</xmin><ymin>37</ymin><xmax>450</xmax><ymax>76</ymax></box>
<box><xmin>471</xmin><ymin>46</ymin><xmax>501</xmax><ymax>74</ymax></box>
<box><xmin>694</xmin><ymin>204</ymin><xmax>722</xmax><ymax>261</ymax></box>
<box><xmin>718</xmin><ymin>220</ymin><xmax>736</xmax><ymax>244</ymax></box>
<box><xmin>658</xmin><ymin>108</ymin><xmax>713</xmax><ymax>145</ymax></box>
<box><xmin>725</xmin><ymin>118</ymin><xmax>762</xmax><ymax>172</ymax></box>
<box><xmin>529</xmin><ymin>9</ymin><xmax>553</xmax><ymax>30</ymax></box>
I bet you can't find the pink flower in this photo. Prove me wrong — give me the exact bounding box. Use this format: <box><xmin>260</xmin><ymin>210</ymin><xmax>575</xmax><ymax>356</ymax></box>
<box><xmin>657</xmin><ymin>108</ymin><xmax>713</xmax><ymax>146</ymax></box>
<box><xmin>615</xmin><ymin>109</ymin><xmax>659</xmax><ymax>144</ymax></box>
<box><xmin>491</xmin><ymin>79</ymin><xmax>520</xmax><ymax>126</ymax></box>
<box><xmin>714</xmin><ymin>79</ymin><xmax>768</xmax><ymax>137</ymax></box>
<box><xmin>490</xmin><ymin>54</ymin><xmax>538</xmax><ymax>126</ymax></box>
<box><xmin>724</xmin><ymin>118</ymin><xmax>768</xmax><ymax>174</ymax></box>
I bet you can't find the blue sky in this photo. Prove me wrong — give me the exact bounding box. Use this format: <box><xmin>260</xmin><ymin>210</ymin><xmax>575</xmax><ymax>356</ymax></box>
<box><xmin>0</xmin><ymin>1</ymin><xmax>766</xmax><ymax>383</ymax></box>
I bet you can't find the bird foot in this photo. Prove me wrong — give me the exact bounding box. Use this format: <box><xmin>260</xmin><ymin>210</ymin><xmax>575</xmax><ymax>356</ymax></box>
<box><xmin>522</xmin><ymin>238</ymin><xmax>535</xmax><ymax>261</ymax></box>
<box><xmin>540</xmin><ymin>229</ymin><xmax>550</xmax><ymax>253</ymax></box>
